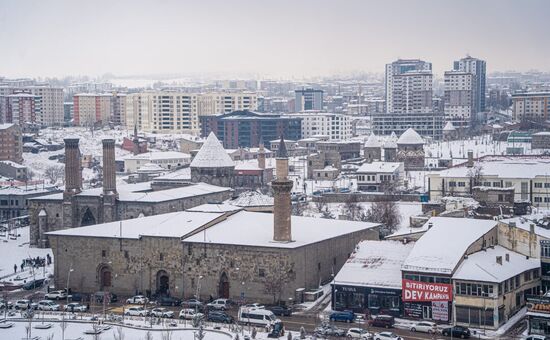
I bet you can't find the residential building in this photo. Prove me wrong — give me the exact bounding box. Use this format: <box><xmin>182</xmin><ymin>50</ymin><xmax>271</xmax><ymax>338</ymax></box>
<box><xmin>200</xmin><ymin>110</ymin><xmax>302</xmax><ymax>149</ymax></box>
<box><xmin>317</xmin><ymin>141</ymin><xmax>361</xmax><ymax>160</ymax></box>
<box><xmin>111</xmin><ymin>92</ymin><xmax>127</xmax><ymax>126</ymax></box>
<box><xmin>385</xmin><ymin>59</ymin><xmax>433</xmax><ymax>113</ymax></box>
<box><xmin>512</xmin><ymin>92</ymin><xmax>550</xmax><ymax>122</ymax></box>
<box><xmin>5</xmin><ymin>92</ymin><xmax>40</xmax><ymax>125</ymax></box>
<box><xmin>123</xmin><ymin>151</ymin><xmax>191</xmax><ymax>173</ymax></box>
<box><xmin>0</xmin><ymin>184</ymin><xmax>61</xmax><ymax>221</ymax></box>
<box><xmin>444</xmin><ymin>71</ymin><xmax>475</xmax><ymax>129</ymax></box>
<box><xmin>287</xmin><ymin>112</ymin><xmax>352</xmax><ymax>141</ymax></box>
<box><xmin>73</xmin><ymin>93</ymin><xmax>112</xmax><ymax>126</ymax></box>
<box><xmin>532</xmin><ymin>132</ymin><xmax>550</xmax><ymax>149</ymax></box>
<box><xmin>0</xmin><ymin>161</ymin><xmax>28</xmax><ymax>180</ymax></box>
<box><xmin>371</xmin><ymin>112</ymin><xmax>444</xmax><ymax>140</ymax></box>
<box><xmin>453</xmin><ymin>56</ymin><xmax>487</xmax><ymax>113</ymax></box>
<box><xmin>0</xmin><ymin>123</ymin><xmax>23</xmax><ymax>164</ymax></box>
<box><xmin>0</xmin><ymin>85</ymin><xmax>64</xmax><ymax>126</ymax></box>
<box><xmin>295</xmin><ymin>88</ymin><xmax>323</xmax><ymax>111</ymax></box>
<box><xmin>63</xmin><ymin>102</ymin><xmax>73</xmax><ymax>124</ymax></box>
<box><xmin>356</xmin><ymin>162</ymin><xmax>404</xmax><ymax>192</ymax></box>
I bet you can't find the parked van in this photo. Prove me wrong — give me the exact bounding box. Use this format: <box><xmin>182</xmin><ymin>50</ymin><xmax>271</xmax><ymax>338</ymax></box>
<box><xmin>238</xmin><ymin>307</ymin><xmax>279</xmax><ymax>326</ymax></box>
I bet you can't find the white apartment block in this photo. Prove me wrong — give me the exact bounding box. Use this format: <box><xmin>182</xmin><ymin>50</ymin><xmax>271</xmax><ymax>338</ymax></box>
<box><xmin>287</xmin><ymin>112</ymin><xmax>352</xmax><ymax>141</ymax></box>
<box><xmin>0</xmin><ymin>85</ymin><xmax>64</xmax><ymax>126</ymax></box>
<box><xmin>444</xmin><ymin>71</ymin><xmax>475</xmax><ymax>129</ymax></box>
<box><xmin>125</xmin><ymin>91</ymin><xmax>258</xmax><ymax>134</ymax></box>
<box><xmin>512</xmin><ymin>92</ymin><xmax>550</xmax><ymax>122</ymax></box>
<box><xmin>386</xmin><ymin>59</ymin><xmax>433</xmax><ymax>113</ymax></box>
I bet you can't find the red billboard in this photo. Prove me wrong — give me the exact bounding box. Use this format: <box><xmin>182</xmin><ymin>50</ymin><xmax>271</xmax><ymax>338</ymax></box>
<box><xmin>402</xmin><ymin>279</ymin><xmax>453</xmax><ymax>302</ymax></box>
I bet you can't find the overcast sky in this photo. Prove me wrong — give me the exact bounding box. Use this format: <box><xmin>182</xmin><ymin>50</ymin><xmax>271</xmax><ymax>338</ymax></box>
<box><xmin>1</xmin><ymin>0</ymin><xmax>549</xmax><ymax>79</ymax></box>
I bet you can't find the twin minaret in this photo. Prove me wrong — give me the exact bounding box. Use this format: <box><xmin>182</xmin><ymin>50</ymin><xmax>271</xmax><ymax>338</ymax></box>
<box><xmin>271</xmin><ymin>135</ymin><xmax>293</xmax><ymax>242</ymax></box>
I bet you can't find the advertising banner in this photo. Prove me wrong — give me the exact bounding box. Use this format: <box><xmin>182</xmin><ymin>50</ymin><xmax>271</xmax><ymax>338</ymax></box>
<box><xmin>402</xmin><ymin>279</ymin><xmax>453</xmax><ymax>302</ymax></box>
<box><xmin>431</xmin><ymin>301</ymin><xmax>449</xmax><ymax>321</ymax></box>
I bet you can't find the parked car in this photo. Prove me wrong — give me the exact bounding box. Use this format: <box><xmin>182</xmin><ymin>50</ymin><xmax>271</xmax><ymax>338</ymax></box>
<box><xmin>69</xmin><ymin>292</ymin><xmax>85</xmax><ymax>302</ymax></box>
<box><xmin>37</xmin><ymin>300</ymin><xmax>60</xmax><ymax>311</ymax></box>
<box><xmin>124</xmin><ymin>306</ymin><xmax>147</xmax><ymax>317</ymax></box>
<box><xmin>207</xmin><ymin>298</ymin><xmax>231</xmax><ymax>311</ymax></box>
<box><xmin>22</xmin><ymin>279</ymin><xmax>45</xmax><ymax>290</ymax></box>
<box><xmin>373</xmin><ymin>332</ymin><xmax>402</xmax><ymax>340</ymax></box>
<box><xmin>442</xmin><ymin>326</ymin><xmax>470</xmax><ymax>339</ymax></box>
<box><xmin>179</xmin><ymin>308</ymin><xmax>204</xmax><ymax>320</ymax></box>
<box><xmin>207</xmin><ymin>311</ymin><xmax>234</xmax><ymax>324</ymax></box>
<box><xmin>315</xmin><ymin>324</ymin><xmax>346</xmax><ymax>337</ymax></box>
<box><xmin>0</xmin><ymin>300</ymin><xmax>13</xmax><ymax>309</ymax></box>
<box><xmin>14</xmin><ymin>300</ymin><xmax>32</xmax><ymax>310</ymax></box>
<box><xmin>329</xmin><ymin>310</ymin><xmax>355</xmax><ymax>323</ymax></box>
<box><xmin>370</xmin><ymin>315</ymin><xmax>394</xmax><ymax>328</ymax></box>
<box><xmin>244</xmin><ymin>303</ymin><xmax>265</xmax><ymax>309</ymax></box>
<box><xmin>347</xmin><ymin>328</ymin><xmax>373</xmax><ymax>339</ymax></box>
<box><xmin>156</xmin><ymin>296</ymin><xmax>182</xmax><ymax>307</ymax></box>
<box><xmin>126</xmin><ymin>295</ymin><xmax>149</xmax><ymax>304</ymax></box>
<box><xmin>45</xmin><ymin>290</ymin><xmax>68</xmax><ymax>300</ymax></box>
<box><xmin>94</xmin><ymin>291</ymin><xmax>118</xmax><ymax>303</ymax></box>
<box><xmin>267</xmin><ymin>321</ymin><xmax>285</xmax><ymax>338</ymax></box>
<box><xmin>64</xmin><ymin>303</ymin><xmax>87</xmax><ymax>312</ymax></box>
<box><xmin>150</xmin><ymin>308</ymin><xmax>174</xmax><ymax>318</ymax></box>
<box><xmin>525</xmin><ymin>336</ymin><xmax>547</xmax><ymax>340</ymax></box>
<box><xmin>411</xmin><ymin>321</ymin><xmax>437</xmax><ymax>334</ymax></box>
<box><xmin>266</xmin><ymin>305</ymin><xmax>292</xmax><ymax>316</ymax></box>
<box><xmin>182</xmin><ymin>298</ymin><xmax>204</xmax><ymax>309</ymax></box>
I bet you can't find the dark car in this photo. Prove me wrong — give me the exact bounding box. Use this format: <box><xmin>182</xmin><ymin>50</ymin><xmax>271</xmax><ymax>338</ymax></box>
<box><xmin>268</xmin><ymin>321</ymin><xmax>285</xmax><ymax>338</ymax></box>
<box><xmin>69</xmin><ymin>292</ymin><xmax>85</xmax><ymax>302</ymax></box>
<box><xmin>22</xmin><ymin>279</ymin><xmax>46</xmax><ymax>290</ymax></box>
<box><xmin>267</xmin><ymin>305</ymin><xmax>292</xmax><ymax>316</ymax></box>
<box><xmin>207</xmin><ymin>311</ymin><xmax>234</xmax><ymax>324</ymax></box>
<box><xmin>442</xmin><ymin>326</ymin><xmax>470</xmax><ymax>339</ymax></box>
<box><xmin>157</xmin><ymin>296</ymin><xmax>182</xmax><ymax>306</ymax></box>
<box><xmin>330</xmin><ymin>310</ymin><xmax>355</xmax><ymax>323</ymax></box>
<box><xmin>94</xmin><ymin>291</ymin><xmax>118</xmax><ymax>303</ymax></box>
<box><xmin>370</xmin><ymin>315</ymin><xmax>394</xmax><ymax>328</ymax></box>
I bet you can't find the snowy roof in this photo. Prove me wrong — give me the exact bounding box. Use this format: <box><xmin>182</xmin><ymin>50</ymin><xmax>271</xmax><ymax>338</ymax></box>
<box><xmin>402</xmin><ymin>217</ymin><xmax>498</xmax><ymax>274</ymax></box>
<box><xmin>357</xmin><ymin>162</ymin><xmax>402</xmax><ymax>174</ymax></box>
<box><xmin>124</xmin><ymin>151</ymin><xmax>190</xmax><ymax>161</ymax></box>
<box><xmin>0</xmin><ymin>123</ymin><xmax>15</xmax><ymax>130</ymax></box>
<box><xmin>230</xmin><ymin>191</ymin><xmax>274</xmax><ymax>207</ymax></box>
<box><xmin>502</xmin><ymin>212</ymin><xmax>550</xmax><ymax>239</ymax></box>
<box><xmin>47</xmin><ymin>211</ymin><xmax>224</xmax><ymax>239</ymax></box>
<box><xmin>334</xmin><ymin>240</ymin><xmax>414</xmax><ymax>289</ymax></box>
<box><xmin>453</xmin><ymin>246</ymin><xmax>540</xmax><ymax>283</ymax></box>
<box><xmin>443</xmin><ymin>121</ymin><xmax>456</xmax><ymax>131</ymax></box>
<box><xmin>437</xmin><ymin>157</ymin><xmax>550</xmax><ymax>179</ymax></box>
<box><xmin>397</xmin><ymin>128</ymin><xmax>424</xmax><ymax>145</ymax></box>
<box><xmin>190</xmin><ymin>132</ymin><xmax>234</xmax><ymax>168</ymax></box>
<box><xmin>183</xmin><ymin>210</ymin><xmax>380</xmax><ymax>249</ymax></box>
<box><xmin>137</xmin><ymin>163</ymin><xmax>164</xmax><ymax>172</ymax></box>
<box><xmin>0</xmin><ymin>160</ymin><xmax>26</xmax><ymax>168</ymax></box>
<box><xmin>186</xmin><ymin>203</ymin><xmax>242</xmax><ymax>213</ymax></box>
<box><xmin>365</xmin><ymin>133</ymin><xmax>382</xmax><ymax>148</ymax></box>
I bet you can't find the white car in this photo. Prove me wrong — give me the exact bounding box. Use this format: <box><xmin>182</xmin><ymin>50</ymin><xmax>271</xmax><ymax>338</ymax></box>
<box><xmin>207</xmin><ymin>298</ymin><xmax>231</xmax><ymax>311</ymax></box>
<box><xmin>124</xmin><ymin>306</ymin><xmax>147</xmax><ymax>316</ymax></box>
<box><xmin>14</xmin><ymin>300</ymin><xmax>31</xmax><ymax>310</ymax></box>
<box><xmin>64</xmin><ymin>303</ymin><xmax>87</xmax><ymax>312</ymax></box>
<box><xmin>347</xmin><ymin>328</ymin><xmax>373</xmax><ymax>339</ymax></box>
<box><xmin>525</xmin><ymin>336</ymin><xmax>547</xmax><ymax>340</ymax></box>
<box><xmin>411</xmin><ymin>321</ymin><xmax>437</xmax><ymax>334</ymax></box>
<box><xmin>45</xmin><ymin>290</ymin><xmax>68</xmax><ymax>300</ymax></box>
<box><xmin>126</xmin><ymin>295</ymin><xmax>148</xmax><ymax>304</ymax></box>
<box><xmin>244</xmin><ymin>303</ymin><xmax>265</xmax><ymax>310</ymax></box>
<box><xmin>179</xmin><ymin>308</ymin><xmax>204</xmax><ymax>320</ymax></box>
<box><xmin>150</xmin><ymin>308</ymin><xmax>174</xmax><ymax>318</ymax></box>
<box><xmin>373</xmin><ymin>332</ymin><xmax>402</xmax><ymax>340</ymax></box>
<box><xmin>37</xmin><ymin>300</ymin><xmax>60</xmax><ymax>311</ymax></box>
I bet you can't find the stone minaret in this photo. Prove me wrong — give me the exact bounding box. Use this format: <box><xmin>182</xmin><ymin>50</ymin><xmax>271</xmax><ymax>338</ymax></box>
<box><xmin>63</xmin><ymin>138</ymin><xmax>82</xmax><ymax>198</ymax></box>
<box><xmin>272</xmin><ymin>135</ymin><xmax>293</xmax><ymax>242</ymax></box>
<box><xmin>258</xmin><ymin>138</ymin><xmax>266</xmax><ymax>170</ymax></box>
<box><xmin>133</xmin><ymin>125</ymin><xmax>140</xmax><ymax>155</ymax></box>
<box><xmin>102</xmin><ymin>138</ymin><xmax>118</xmax><ymax>223</ymax></box>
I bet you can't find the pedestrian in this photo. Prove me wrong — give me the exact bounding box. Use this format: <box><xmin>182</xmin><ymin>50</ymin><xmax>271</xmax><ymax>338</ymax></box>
<box><xmin>20</xmin><ymin>263</ymin><xmax>23</xmax><ymax>272</ymax></box>
<box><xmin>13</xmin><ymin>264</ymin><xmax>17</xmax><ymax>273</ymax></box>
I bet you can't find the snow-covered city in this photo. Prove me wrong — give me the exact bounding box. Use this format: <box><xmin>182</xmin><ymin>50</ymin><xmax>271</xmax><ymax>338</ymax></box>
<box><xmin>2</xmin><ymin>1</ymin><xmax>550</xmax><ymax>339</ymax></box>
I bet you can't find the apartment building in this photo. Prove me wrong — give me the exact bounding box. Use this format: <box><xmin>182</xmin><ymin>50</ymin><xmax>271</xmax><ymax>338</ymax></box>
<box><xmin>295</xmin><ymin>88</ymin><xmax>323</xmax><ymax>111</ymax></box>
<box><xmin>453</xmin><ymin>56</ymin><xmax>487</xmax><ymax>113</ymax></box>
<box><xmin>512</xmin><ymin>92</ymin><xmax>550</xmax><ymax>122</ymax></box>
<box><xmin>385</xmin><ymin>59</ymin><xmax>433</xmax><ymax>113</ymax></box>
<box><xmin>444</xmin><ymin>71</ymin><xmax>475</xmax><ymax>129</ymax></box>
<box><xmin>0</xmin><ymin>123</ymin><xmax>23</xmax><ymax>164</ymax></box>
<box><xmin>73</xmin><ymin>93</ymin><xmax>112</xmax><ymax>126</ymax></box>
<box><xmin>0</xmin><ymin>85</ymin><xmax>64</xmax><ymax>126</ymax></box>
<box><xmin>5</xmin><ymin>92</ymin><xmax>40</xmax><ymax>124</ymax></box>
<box><xmin>287</xmin><ymin>112</ymin><xmax>352</xmax><ymax>141</ymax></box>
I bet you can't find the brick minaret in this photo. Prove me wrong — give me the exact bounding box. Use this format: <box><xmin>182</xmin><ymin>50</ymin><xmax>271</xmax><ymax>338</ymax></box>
<box><xmin>63</xmin><ymin>138</ymin><xmax>82</xmax><ymax>198</ymax></box>
<box><xmin>272</xmin><ymin>135</ymin><xmax>293</xmax><ymax>242</ymax></box>
<box><xmin>133</xmin><ymin>125</ymin><xmax>140</xmax><ymax>155</ymax></box>
<box><xmin>102</xmin><ymin>139</ymin><xmax>117</xmax><ymax>194</ymax></box>
<box><xmin>258</xmin><ymin>138</ymin><xmax>266</xmax><ymax>170</ymax></box>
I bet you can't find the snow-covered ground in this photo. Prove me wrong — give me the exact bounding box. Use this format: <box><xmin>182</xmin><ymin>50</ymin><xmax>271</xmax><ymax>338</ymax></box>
<box><xmin>0</xmin><ymin>226</ymin><xmax>53</xmax><ymax>287</ymax></box>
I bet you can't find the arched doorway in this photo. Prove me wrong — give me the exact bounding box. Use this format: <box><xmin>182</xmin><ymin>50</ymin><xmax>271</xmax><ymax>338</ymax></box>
<box><xmin>156</xmin><ymin>270</ymin><xmax>169</xmax><ymax>296</ymax></box>
<box><xmin>98</xmin><ymin>265</ymin><xmax>112</xmax><ymax>290</ymax></box>
<box><xmin>219</xmin><ymin>272</ymin><xmax>229</xmax><ymax>298</ymax></box>
<box><xmin>81</xmin><ymin>208</ymin><xmax>96</xmax><ymax>226</ymax></box>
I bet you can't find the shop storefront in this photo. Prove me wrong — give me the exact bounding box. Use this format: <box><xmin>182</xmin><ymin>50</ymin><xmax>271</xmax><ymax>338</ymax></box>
<box><xmin>332</xmin><ymin>284</ymin><xmax>403</xmax><ymax>316</ymax></box>
<box><xmin>527</xmin><ymin>295</ymin><xmax>550</xmax><ymax>336</ymax></box>
<box><xmin>401</xmin><ymin>277</ymin><xmax>453</xmax><ymax>322</ymax></box>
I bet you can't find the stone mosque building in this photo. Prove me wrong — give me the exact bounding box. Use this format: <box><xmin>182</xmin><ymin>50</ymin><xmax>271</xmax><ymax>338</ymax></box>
<box><xmin>29</xmin><ymin>138</ymin><xmax>232</xmax><ymax>248</ymax></box>
<box><xmin>47</xmin><ymin>136</ymin><xmax>380</xmax><ymax>303</ymax></box>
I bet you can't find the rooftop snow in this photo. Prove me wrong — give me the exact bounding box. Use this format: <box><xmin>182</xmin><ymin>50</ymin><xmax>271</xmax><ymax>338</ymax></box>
<box><xmin>453</xmin><ymin>245</ymin><xmax>540</xmax><ymax>283</ymax></box>
<box><xmin>47</xmin><ymin>211</ymin><xmax>224</xmax><ymax>239</ymax></box>
<box><xmin>124</xmin><ymin>151</ymin><xmax>191</xmax><ymax>161</ymax></box>
<box><xmin>436</xmin><ymin>157</ymin><xmax>550</xmax><ymax>179</ymax></box>
<box><xmin>402</xmin><ymin>217</ymin><xmax>498</xmax><ymax>274</ymax></box>
<box><xmin>365</xmin><ymin>133</ymin><xmax>382</xmax><ymax>148</ymax></box>
<box><xmin>183</xmin><ymin>210</ymin><xmax>379</xmax><ymax>249</ymax></box>
<box><xmin>230</xmin><ymin>191</ymin><xmax>274</xmax><ymax>207</ymax></box>
<box><xmin>443</xmin><ymin>121</ymin><xmax>456</xmax><ymax>131</ymax></box>
<box><xmin>502</xmin><ymin>211</ymin><xmax>550</xmax><ymax>239</ymax></box>
<box><xmin>190</xmin><ymin>132</ymin><xmax>234</xmax><ymax>168</ymax></box>
<box><xmin>356</xmin><ymin>162</ymin><xmax>402</xmax><ymax>173</ymax></box>
<box><xmin>334</xmin><ymin>240</ymin><xmax>414</xmax><ymax>289</ymax></box>
<box><xmin>186</xmin><ymin>203</ymin><xmax>242</xmax><ymax>213</ymax></box>
<box><xmin>397</xmin><ymin>128</ymin><xmax>424</xmax><ymax>145</ymax></box>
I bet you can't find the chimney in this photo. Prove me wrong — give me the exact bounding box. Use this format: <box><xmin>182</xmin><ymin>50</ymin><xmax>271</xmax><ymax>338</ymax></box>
<box><xmin>467</xmin><ymin>150</ymin><xmax>474</xmax><ymax>168</ymax></box>
<box><xmin>258</xmin><ymin>138</ymin><xmax>266</xmax><ymax>170</ymax></box>
<box><xmin>428</xmin><ymin>222</ymin><xmax>433</xmax><ymax>229</ymax></box>
<box><xmin>505</xmin><ymin>253</ymin><xmax>510</xmax><ymax>262</ymax></box>
<box><xmin>530</xmin><ymin>223</ymin><xmax>535</xmax><ymax>234</ymax></box>
<box><xmin>496</xmin><ymin>256</ymin><xmax>503</xmax><ymax>265</ymax></box>
<box><xmin>102</xmin><ymin>138</ymin><xmax>117</xmax><ymax>194</ymax></box>
<box><xmin>272</xmin><ymin>135</ymin><xmax>293</xmax><ymax>242</ymax></box>
<box><xmin>63</xmin><ymin>138</ymin><xmax>82</xmax><ymax>196</ymax></box>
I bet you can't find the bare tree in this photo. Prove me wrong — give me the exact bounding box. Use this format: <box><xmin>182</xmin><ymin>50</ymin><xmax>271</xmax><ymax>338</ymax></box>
<box><xmin>467</xmin><ymin>164</ymin><xmax>484</xmax><ymax>187</ymax></box>
<box><xmin>364</xmin><ymin>200</ymin><xmax>401</xmax><ymax>237</ymax></box>
<box><xmin>341</xmin><ymin>200</ymin><xmax>366</xmax><ymax>221</ymax></box>
<box><xmin>263</xmin><ymin>262</ymin><xmax>296</xmax><ymax>304</ymax></box>
<box><xmin>44</xmin><ymin>165</ymin><xmax>64</xmax><ymax>184</ymax></box>
<box><xmin>291</xmin><ymin>202</ymin><xmax>306</xmax><ymax>216</ymax></box>
<box><xmin>144</xmin><ymin>331</ymin><xmax>153</xmax><ymax>340</ymax></box>
<box><xmin>113</xmin><ymin>326</ymin><xmax>125</xmax><ymax>340</ymax></box>
<box><xmin>161</xmin><ymin>329</ymin><xmax>173</xmax><ymax>340</ymax></box>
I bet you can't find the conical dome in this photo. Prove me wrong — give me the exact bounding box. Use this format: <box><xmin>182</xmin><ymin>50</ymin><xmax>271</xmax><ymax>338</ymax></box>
<box><xmin>443</xmin><ymin>121</ymin><xmax>456</xmax><ymax>131</ymax></box>
<box><xmin>365</xmin><ymin>133</ymin><xmax>382</xmax><ymax>148</ymax></box>
<box><xmin>190</xmin><ymin>132</ymin><xmax>234</xmax><ymax>168</ymax></box>
<box><xmin>397</xmin><ymin>128</ymin><xmax>424</xmax><ymax>145</ymax></box>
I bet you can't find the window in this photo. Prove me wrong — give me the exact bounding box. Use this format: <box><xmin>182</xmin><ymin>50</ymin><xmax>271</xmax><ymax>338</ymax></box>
<box><xmin>124</xmin><ymin>251</ymin><xmax>129</xmax><ymax>259</ymax></box>
<box><xmin>159</xmin><ymin>253</ymin><xmax>164</xmax><ymax>261</ymax></box>
<box><xmin>449</xmin><ymin>181</ymin><xmax>457</xmax><ymax>187</ymax></box>
<box><xmin>318</xmin><ymin>262</ymin><xmax>321</xmax><ymax>271</ymax></box>
<box><xmin>187</xmin><ymin>245</ymin><xmax>192</xmax><ymax>256</ymax></box>
<box><xmin>493</xmin><ymin>182</ymin><xmax>501</xmax><ymax>187</ymax></box>
<box><xmin>258</xmin><ymin>269</ymin><xmax>265</xmax><ymax>277</ymax></box>
<box><xmin>101</xmin><ymin>250</ymin><xmax>106</xmax><ymax>257</ymax></box>
<box><xmin>535</xmin><ymin>183</ymin><xmax>543</xmax><ymax>188</ymax></box>
<box><xmin>535</xmin><ymin>197</ymin><xmax>543</xmax><ymax>203</ymax></box>
<box><xmin>458</xmin><ymin>182</ymin><xmax>466</xmax><ymax>187</ymax></box>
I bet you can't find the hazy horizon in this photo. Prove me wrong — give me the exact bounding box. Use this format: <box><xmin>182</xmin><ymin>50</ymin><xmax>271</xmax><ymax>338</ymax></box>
<box><xmin>1</xmin><ymin>0</ymin><xmax>549</xmax><ymax>79</ymax></box>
